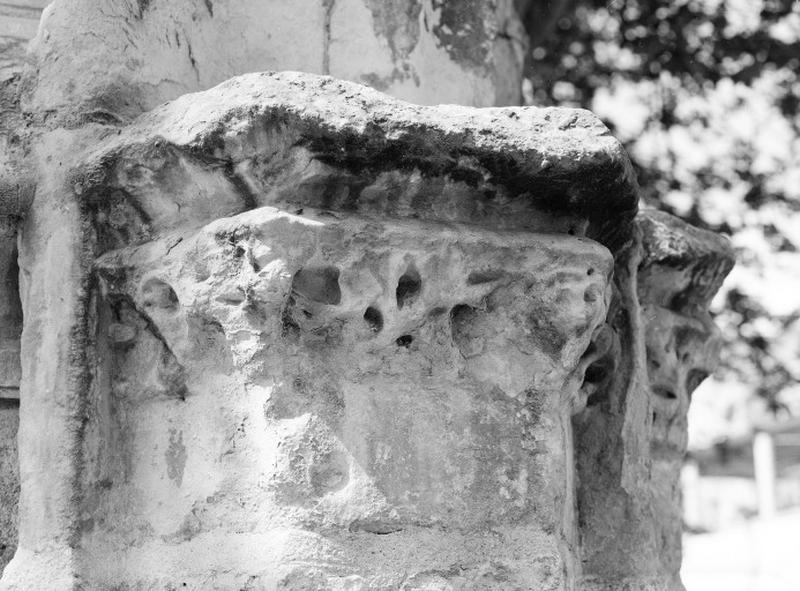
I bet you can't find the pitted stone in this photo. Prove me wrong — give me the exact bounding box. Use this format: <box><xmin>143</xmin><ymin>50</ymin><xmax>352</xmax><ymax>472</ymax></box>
<box><xmin>0</xmin><ymin>33</ymin><xmax>733</xmax><ymax>591</ymax></box>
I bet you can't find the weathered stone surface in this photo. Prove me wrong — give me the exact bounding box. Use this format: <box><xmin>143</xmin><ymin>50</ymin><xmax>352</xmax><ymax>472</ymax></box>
<box><xmin>574</xmin><ymin>210</ymin><xmax>734</xmax><ymax>591</ymax></box>
<box><xmin>0</xmin><ymin>217</ymin><xmax>22</xmax><ymax>576</ymax></box>
<box><xmin>76</xmin><ymin>207</ymin><xmax>612</xmax><ymax>588</ymax></box>
<box><xmin>0</xmin><ymin>71</ymin><xmax>643</xmax><ymax>590</ymax></box>
<box><xmin>23</xmin><ymin>0</ymin><xmax>527</xmax><ymax>127</ymax></box>
<box><xmin>638</xmin><ymin>211</ymin><xmax>734</xmax><ymax>589</ymax></box>
<box><xmin>0</xmin><ymin>399</ymin><xmax>18</xmax><ymax>574</ymax></box>
<box><xmin>0</xmin><ymin>218</ymin><xmax>21</xmax><ymax>397</ymax></box>
<box><xmin>0</xmin><ymin>3</ymin><xmax>735</xmax><ymax>588</ymax></box>
<box><xmin>0</xmin><ymin>1</ymin><xmax>45</xmax><ymax>84</ymax></box>
<box><xmin>2</xmin><ymin>0</ymin><xmax>529</xmax><ymax>219</ymax></box>
<box><xmin>0</xmin><ymin>60</ymin><xmax>33</xmax><ymax>218</ymax></box>
<box><xmin>74</xmin><ymin>71</ymin><xmax>638</xmax><ymax>251</ymax></box>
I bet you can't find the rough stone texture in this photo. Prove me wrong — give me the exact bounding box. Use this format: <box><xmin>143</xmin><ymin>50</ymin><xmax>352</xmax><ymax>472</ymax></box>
<box><xmin>2</xmin><ymin>0</ymin><xmax>531</xmax><ymax>221</ymax></box>
<box><xmin>0</xmin><ymin>218</ymin><xmax>21</xmax><ymax>399</ymax></box>
<box><xmin>574</xmin><ymin>210</ymin><xmax>735</xmax><ymax>591</ymax></box>
<box><xmin>0</xmin><ymin>20</ymin><xmax>25</xmax><ymax>566</ymax></box>
<box><xmin>81</xmin><ymin>208</ymin><xmax>611</xmax><ymax>588</ymax></box>
<box><xmin>0</xmin><ymin>3</ymin><xmax>735</xmax><ymax>589</ymax></box>
<box><xmin>0</xmin><ymin>0</ymin><xmax>41</xmax><ymax>216</ymax></box>
<box><xmin>637</xmin><ymin>211</ymin><xmax>734</xmax><ymax>588</ymax></box>
<box><xmin>0</xmin><ymin>399</ymin><xmax>19</xmax><ymax>574</ymax></box>
<box><xmin>75</xmin><ymin>71</ymin><xmax>637</xmax><ymax>251</ymax></box>
<box><xmin>1</xmin><ymin>71</ymin><xmax>642</xmax><ymax>590</ymax></box>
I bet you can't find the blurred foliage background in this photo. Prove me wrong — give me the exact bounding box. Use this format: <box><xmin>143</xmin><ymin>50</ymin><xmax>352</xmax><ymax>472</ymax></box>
<box><xmin>524</xmin><ymin>0</ymin><xmax>800</xmax><ymax>445</ymax></box>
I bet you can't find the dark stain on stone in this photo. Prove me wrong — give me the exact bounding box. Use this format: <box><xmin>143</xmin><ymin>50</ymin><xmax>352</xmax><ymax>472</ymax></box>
<box><xmin>527</xmin><ymin>309</ymin><xmax>566</xmax><ymax>359</ymax></box>
<box><xmin>135</xmin><ymin>0</ymin><xmax>152</xmax><ymax>19</ymax></box>
<box><xmin>348</xmin><ymin>519</ymin><xmax>404</xmax><ymax>534</ymax></box>
<box><xmin>361</xmin><ymin>66</ymin><xmax>420</xmax><ymax>92</ymax></box>
<box><xmin>365</xmin><ymin>0</ymin><xmax>423</xmax><ymax>62</ymax></box>
<box><xmin>431</xmin><ymin>0</ymin><xmax>491</xmax><ymax>69</ymax></box>
<box><xmin>165</xmin><ymin>429</ymin><xmax>187</xmax><ymax>486</ymax></box>
<box><xmin>75</xmin><ymin>82</ymin><xmax>147</xmax><ymax>126</ymax></box>
<box><xmin>224</xmin><ymin>162</ymin><xmax>258</xmax><ymax>210</ymax></box>
<box><xmin>322</xmin><ymin>0</ymin><xmax>335</xmax><ymax>74</ymax></box>
<box><xmin>186</xmin><ymin>38</ymin><xmax>199</xmax><ymax>83</ymax></box>
<box><xmin>171</xmin><ymin>510</ymin><xmax>202</xmax><ymax>542</ymax></box>
<box><xmin>203</xmin><ymin>0</ymin><xmax>213</xmax><ymax>17</ymax></box>
<box><xmin>299</xmin><ymin>127</ymin><xmax>636</xmax><ymax>253</ymax></box>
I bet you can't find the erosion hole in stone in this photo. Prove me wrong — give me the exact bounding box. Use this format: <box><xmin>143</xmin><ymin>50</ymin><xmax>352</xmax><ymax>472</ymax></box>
<box><xmin>141</xmin><ymin>278</ymin><xmax>179</xmax><ymax>312</ymax></box>
<box><xmin>584</xmin><ymin>285</ymin><xmax>601</xmax><ymax>303</ymax></box>
<box><xmin>467</xmin><ymin>269</ymin><xmax>504</xmax><ymax>285</ymax></box>
<box><xmin>363</xmin><ymin>306</ymin><xmax>383</xmax><ymax>333</ymax></box>
<box><xmin>584</xmin><ymin>361</ymin><xmax>612</xmax><ymax>407</ymax></box>
<box><xmin>652</xmin><ymin>385</ymin><xmax>678</xmax><ymax>400</ymax></box>
<box><xmin>587</xmin><ymin>267</ymin><xmax>595</xmax><ymax>276</ymax></box>
<box><xmin>395</xmin><ymin>266</ymin><xmax>421</xmax><ymax>309</ymax></box>
<box><xmin>584</xmin><ymin>363</ymin><xmax>607</xmax><ymax>385</ymax></box>
<box><xmin>396</xmin><ymin>334</ymin><xmax>413</xmax><ymax>347</ymax></box>
<box><xmin>648</xmin><ymin>354</ymin><xmax>661</xmax><ymax>370</ymax></box>
<box><xmin>450</xmin><ymin>303</ymin><xmax>476</xmax><ymax>342</ymax></box>
<box><xmin>450</xmin><ymin>303</ymin><xmax>474</xmax><ymax>322</ymax></box>
<box><xmin>291</xmin><ymin>266</ymin><xmax>341</xmax><ymax>305</ymax></box>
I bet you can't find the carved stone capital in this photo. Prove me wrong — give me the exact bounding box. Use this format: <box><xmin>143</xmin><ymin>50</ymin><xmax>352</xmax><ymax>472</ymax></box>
<box><xmin>576</xmin><ymin>210</ymin><xmax>734</xmax><ymax>591</ymax></box>
<box><xmin>0</xmin><ymin>71</ymin><xmax>733</xmax><ymax>591</ymax></box>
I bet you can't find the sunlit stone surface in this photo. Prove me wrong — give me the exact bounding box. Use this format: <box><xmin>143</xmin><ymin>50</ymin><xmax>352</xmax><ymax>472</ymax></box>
<box><xmin>0</xmin><ymin>3</ymin><xmax>733</xmax><ymax>588</ymax></box>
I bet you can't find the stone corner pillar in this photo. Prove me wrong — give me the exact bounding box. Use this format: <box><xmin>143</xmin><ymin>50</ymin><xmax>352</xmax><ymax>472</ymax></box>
<box><xmin>575</xmin><ymin>208</ymin><xmax>734</xmax><ymax>591</ymax></box>
<box><xmin>1</xmin><ymin>70</ymin><xmax>650</xmax><ymax>590</ymax></box>
<box><xmin>0</xmin><ymin>2</ymin><xmax>739</xmax><ymax>590</ymax></box>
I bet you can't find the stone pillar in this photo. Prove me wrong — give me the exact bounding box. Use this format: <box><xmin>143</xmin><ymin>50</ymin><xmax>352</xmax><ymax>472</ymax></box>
<box><xmin>575</xmin><ymin>210</ymin><xmax>734</xmax><ymax>590</ymax></box>
<box><xmin>0</xmin><ymin>2</ymin><xmax>735</xmax><ymax>589</ymax></box>
<box><xmin>1</xmin><ymin>71</ymin><xmax>642</xmax><ymax>589</ymax></box>
<box><xmin>0</xmin><ymin>2</ymin><xmax>523</xmax><ymax>583</ymax></box>
<box><xmin>0</xmin><ymin>2</ymin><xmax>43</xmax><ymax>575</ymax></box>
